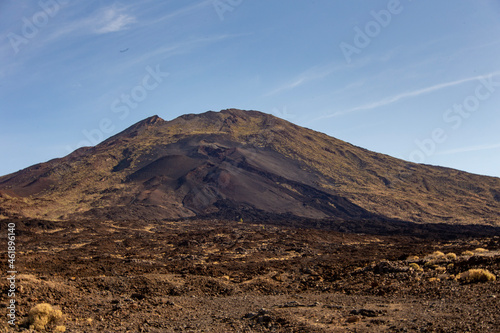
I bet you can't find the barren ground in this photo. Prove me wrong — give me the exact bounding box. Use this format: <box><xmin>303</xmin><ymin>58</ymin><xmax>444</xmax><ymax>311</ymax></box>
<box><xmin>1</xmin><ymin>219</ymin><xmax>499</xmax><ymax>332</ymax></box>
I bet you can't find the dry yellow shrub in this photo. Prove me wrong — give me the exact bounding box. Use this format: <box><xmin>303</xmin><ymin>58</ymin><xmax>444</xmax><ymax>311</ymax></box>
<box><xmin>446</xmin><ymin>252</ymin><xmax>457</xmax><ymax>260</ymax></box>
<box><xmin>457</xmin><ymin>269</ymin><xmax>496</xmax><ymax>283</ymax></box>
<box><xmin>27</xmin><ymin>303</ymin><xmax>64</xmax><ymax>331</ymax></box>
<box><xmin>435</xmin><ymin>266</ymin><xmax>446</xmax><ymax>274</ymax></box>
<box><xmin>431</xmin><ymin>251</ymin><xmax>445</xmax><ymax>258</ymax></box>
<box><xmin>409</xmin><ymin>263</ymin><xmax>423</xmax><ymax>272</ymax></box>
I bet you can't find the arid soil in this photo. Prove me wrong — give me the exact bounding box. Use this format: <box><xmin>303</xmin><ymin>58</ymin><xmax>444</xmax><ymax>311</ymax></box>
<box><xmin>1</xmin><ymin>218</ymin><xmax>499</xmax><ymax>332</ymax></box>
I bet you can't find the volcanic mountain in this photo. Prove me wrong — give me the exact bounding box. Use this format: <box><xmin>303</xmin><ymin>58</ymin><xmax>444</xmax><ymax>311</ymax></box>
<box><xmin>1</xmin><ymin>109</ymin><xmax>499</xmax><ymax>225</ymax></box>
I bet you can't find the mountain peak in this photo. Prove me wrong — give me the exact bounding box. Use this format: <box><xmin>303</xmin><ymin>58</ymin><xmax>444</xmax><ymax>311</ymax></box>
<box><xmin>136</xmin><ymin>114</ymin><xmax>165</xmax><ymax>126</ymax></box>
<box><xmin>102</xmin><ymin>115</ymin><xmax>165</xmax><ymax>144</ymax></box>
<box><xmin>1</xmin><ymin>109</ymin><xmax>499</xmax><ymax>225</ymax></box>
<box><xmin>219</xmin><ymin>108</ymin><xmax>268</xmax><ymax>116</ymax></box>
<box><xmin>177</xmin><ymin>109</ymin><xmax>277</xmax><ymax>122</ymax></box>
<box><xmin>148</xmin><ymin>114</ymin><xmax>164</xmax><ymax>122</ymax></box>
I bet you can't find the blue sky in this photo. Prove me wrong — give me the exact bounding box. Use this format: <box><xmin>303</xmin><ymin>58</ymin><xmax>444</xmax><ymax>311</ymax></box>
<box><xmin>1</xmin><ymin>0</ymin><xmax>500</xmax><ymax>177</ymax></box>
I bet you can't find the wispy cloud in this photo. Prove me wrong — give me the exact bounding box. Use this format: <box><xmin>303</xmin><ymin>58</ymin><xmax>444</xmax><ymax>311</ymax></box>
<box><xmin>264</xmin><ymin>62</ymin><xmax>343</xmax><ymax>97</ymax></box>
<box><xmin>115</xmin><ymin>33</ymin><xmax>249</xmax><ymax>69</ymax></box>
<box><xmin>28</xmin><ymin>2</ymin><xmax>212</xmax><ymax>55</ymax></box>
<box><xmin>319</xmin><ymin>71</ymin><xmax>500</xmax><ymax>119</ymax></box>
<box><xmin>92</xmin><ymin>7</ymin><xmax>136</xmax><ymax>34</ymax></box>
<box><xmin>263</xmin><ymin>45</ymin><xmax>408</xmax><ymax>98</ymax></box>
<box><xmin>39</xmin><ymin>5</ymin><xmax>136</xmax><ymax>45</ymax></box>
<box><xmin>437</xmin><ymin>142</ymin><xmax>500</xmax><ymax>155</ymax></box>
<box><xmin>144</xmin><ymin>0</ymin><xmax>212</xmax><ymax>25</ymax></box>
<box><xmin>0</xmin><ymin>4</ymin><xmax>138</xmax><ymax>87</ymax></box>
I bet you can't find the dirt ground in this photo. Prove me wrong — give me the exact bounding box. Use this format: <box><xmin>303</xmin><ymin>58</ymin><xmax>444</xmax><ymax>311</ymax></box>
<box><xmin>1</xmin><ymin>218</ymin><xmax>499</xmax><ymax>332</ymax></box>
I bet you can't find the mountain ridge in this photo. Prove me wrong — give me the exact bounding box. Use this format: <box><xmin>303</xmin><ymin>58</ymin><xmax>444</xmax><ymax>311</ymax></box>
<box><xmin>1</xmin><ymin>109</ymin><xmax>499</xmax><ymax>225</ymax></box>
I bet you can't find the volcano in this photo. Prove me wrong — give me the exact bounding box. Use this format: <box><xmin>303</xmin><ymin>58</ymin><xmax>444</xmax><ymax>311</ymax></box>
<box><xmin>1</xmin><ymin>109</ymin><xmax>499</xmax><ymax>225</ymax></box>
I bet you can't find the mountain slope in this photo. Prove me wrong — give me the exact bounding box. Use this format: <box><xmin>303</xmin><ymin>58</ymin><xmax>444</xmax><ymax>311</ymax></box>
<box><xmin>1</xmin><ymin>109</ymin><xmax>499</xmax><ymax>225</ymax></box>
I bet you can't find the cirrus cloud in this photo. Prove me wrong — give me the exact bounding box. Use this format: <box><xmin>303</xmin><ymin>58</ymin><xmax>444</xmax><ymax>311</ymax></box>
<box><xmin>92</xmin><ymin>7</ymin><xmax>136</xmax><ymax>34</ymax></box>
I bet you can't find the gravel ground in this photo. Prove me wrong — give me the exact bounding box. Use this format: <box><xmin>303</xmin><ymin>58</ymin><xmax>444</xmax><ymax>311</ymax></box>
<box><xmin>1</xmin><ymin>219</ymin><xmax>499</xmax><ymax>332</ymax></box>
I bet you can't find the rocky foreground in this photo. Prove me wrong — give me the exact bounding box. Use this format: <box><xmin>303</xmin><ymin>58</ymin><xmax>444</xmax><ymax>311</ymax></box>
<box><xmin>1</xmin><ymin>219</ymin><xmax>499</xmax><ymax>332</ymax></box>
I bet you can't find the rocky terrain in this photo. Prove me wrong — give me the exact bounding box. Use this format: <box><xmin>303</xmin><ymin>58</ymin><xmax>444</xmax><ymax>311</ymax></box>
<box><xmin>0</xmin><ymin>218</ymin><xmax>499</xmax><ymax>332</ymax></box>
<box><xmin>1</xmin><ymin>110</ymin><xmax>499</xmax><ymax>332</ymax></box>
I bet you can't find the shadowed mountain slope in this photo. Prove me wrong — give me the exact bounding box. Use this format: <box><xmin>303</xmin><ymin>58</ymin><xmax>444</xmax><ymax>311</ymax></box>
<box><xmin>0</xmin><ymin>109</ymin><xmax>499</xmax><ymax>225</ymax></box>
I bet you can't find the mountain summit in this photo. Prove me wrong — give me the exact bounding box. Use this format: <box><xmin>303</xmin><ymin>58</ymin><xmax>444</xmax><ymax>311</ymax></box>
<box><xmin>1</xmin><ymin>109</ymin><xmax>499</xmax><ymax>225</ymax></box>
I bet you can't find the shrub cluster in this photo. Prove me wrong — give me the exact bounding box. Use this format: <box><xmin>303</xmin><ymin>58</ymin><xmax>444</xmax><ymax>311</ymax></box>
<box><xmin>26</xmin><ymin>303</ymin><xmax>65</xmax><ymax>332</ymax></box>
<box><xmin>457</xmin><ymin>269</ymin><xmax>496</xmax><ymax>283</ymax></box>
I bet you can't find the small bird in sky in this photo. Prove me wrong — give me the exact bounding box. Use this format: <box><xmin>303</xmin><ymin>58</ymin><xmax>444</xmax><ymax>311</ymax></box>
<box><xmin>120</xmin><ymin>48</ymin><xmax>129</xmax><ymax>53</ymax></box>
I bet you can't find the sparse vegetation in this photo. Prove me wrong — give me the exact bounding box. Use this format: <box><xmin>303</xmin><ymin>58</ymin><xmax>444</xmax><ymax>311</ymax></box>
<box><xmin>2</xmin><ymin>218</ymin><xmax>498</xmax><ymax>332</ymax></box>
<box><xmin>446</xmin><ymin>252</ymin><xmax>457</xmax><ymax>260</ymax></box>
<box><xmin>457</xmin><ymin>269</ymin><xmax>496</xmax><ymax>283</ymax></box>
<box><xmin>424</xmin><ymin>260</ymin><xmax>438</xmax><ymax>269</ymax></box>
<box><xmin>462</xmin><ymin>250</ymin><xmax>474</xmax><ymax>256</ymax></box>
<box><xmin>409</xmin><ymin>263</ymin><xmax>423</xmax><ymax>272</ymax></box>
<box><xmin>26</xmin><ymin>303</ymin><xmax>64</xmax><ymax>331</ymax></box>
<box><xmin>431</xmin><ymin>251</ymin><xmax>445</xmax><ymax>258</ymax></box>
<box><xmin>423</xmin><ymin>251</ymin><xmax>448</xmax><ymax>264</ymax></box>
<box><xmin>474</xmin><ymin>248</ymin><xmax>488</xmax><ymax>253</ymax></box>
<box><xmin>435</xmin><ymin>266</ymin><xmax>446</xmax><ymax>274</ymax></box>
